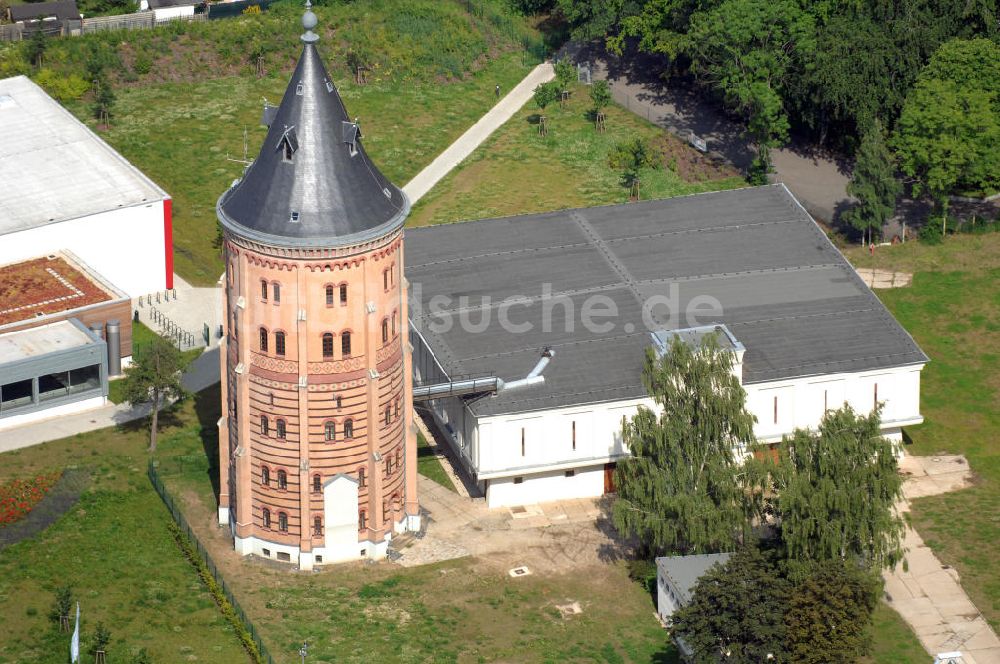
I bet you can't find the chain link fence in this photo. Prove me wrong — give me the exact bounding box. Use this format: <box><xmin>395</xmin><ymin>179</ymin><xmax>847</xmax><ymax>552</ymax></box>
<box><xmin>148</xmin><ymin>460</ymin><xmax>275</xmax><ymax>664</ymax></box>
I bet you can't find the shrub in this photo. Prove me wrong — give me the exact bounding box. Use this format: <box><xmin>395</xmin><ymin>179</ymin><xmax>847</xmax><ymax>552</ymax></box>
<box><xmin>33</xmin><ymin>69</ymin><xmax>91</xmax><ymax>101</ymax></box>
<box><xmin>49</xmin><ymin>586</ymin><xmax>73</xmax><ymax>626</ymax></box>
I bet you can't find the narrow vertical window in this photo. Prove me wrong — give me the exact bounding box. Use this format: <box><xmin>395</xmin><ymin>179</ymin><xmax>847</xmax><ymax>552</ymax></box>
<box><xmin>391</xmin><ymin>312</ymin><xmax>397</xmax><ymax>337</ymax></box>
<box><xmin>341</xmin><ymin>331</ymin><xmax>351</xmax><ymax>357</ymax></box>
<box><xmin>262</xmin><ymin>508</ymin><xmax>271</xmax><ymax>528</ymax></box>
<box><xmin>521</xmin><ymin>428</ymin><xmax>525</xmax><ymax>457</ymax></box>
<box><xmin>313</xmin><ymin>516</ymin><xmax>323</xmax><ymax>535</ymax></box>
<box><xmin>572</xmin><ymin>421</ymin><xmax>576</xmax><ymax>451</ymax></box>
<box><xmin>358</xmin><ymin>467</ymin><xmax>366</xmax><ymax>487</ymax></box>
<box><xmin>344</xmin><ymin>419</ymin><xmax>353</xmax><ymax>439</ymax></box>
<box><xmin>260</xmin><ymin>415</ymin><xmax>269</xmax><ymax>436</ymax></box>
<box><xmin>773</xmin><ymin>396</ymin><xmax>778</xmax><ymax>425</ymax></box>
<box><xmin>324</xmin><ymin>421</ymin><xmax>335</xmax><ymax>441</ymax></box>
<box><xmin>259</xmin><ymin>327</ymin><xmax>268</xmax><ymax>352</ymax></box>
<box><xmin>383</xmin><ymin>269</ymin><xmax>389</xmax><ymax>291</ymax></box>
<box><xmin>278</xmin><ymin>512</ymin><xmax>288</xmax><ymax>532</ymax></box>
<box><xmin>394</xmin><ymin>400</ymin><xmax>399</xmax><ymax>419</ymax></box>
<box><xmin>313</xmin><ymin>474</ymin><xmax>321</xmax><ymax>493</ymax></box>
<box><xmin>261</xmin><ymin>279</ymin><xmax>268</xmax><ymax>300</ymax></box>
<box><xmin>395</xmin><ymin>450</ymin><xmax>400</xmax><ymax>472</ymax></box>
<box><xmin>385</xmin><ymin>405</ymin><xmax>391</xmax><ymax>426</ymax></box>
<box><xmin>272</xmin><ymin>282</ymin><xmax>281</xmax><ymax>303</ymax></box>
<box><xmin>277</xmin><ymin>469</ymin><xmax>287</xmax><ymax>490</ymax></box>
<box><xmin>335</xmin><ymin>394</ymin><xmax>342</xmax><ymax>409</ymax></box>
<box><xmin>261</xmin><ymin>466</ymin><xmax>270</xmax><ymax>486</ymax></box>
<box><xmin>359</xmin><ymin>510</ymin><xmax>367</xmax><ymax>530</ymax></box>
<box><xmin>325</xmin><ymin>285</ymin><xmax>334</xmax><ymax>306</ymax></box>
<box><xmin>322</xmin><ymin>333</ymin><xmax>334</xmax><ymax>358</ymax></box>
<box><xmin>275</xmin><ymin>331</ymin><xmax>286</xmax><ymax>356</ymax></box>
<box><xmin>276</xmin><ymin>418</ymin><xmax>286</xmax><ymax>439</ymax></box>
<box><xmin>385</xmin><ymin>458</ymin><xmax>391</xmax><ymax>477</ymax></box>
<box><xmin>269</xmin><ymin>392</ymin><xmax>274</xmax><ymax>406</ymax></box>
<box><xmin>339</xmin><ymin>283</ymin><xmax>347</xmax><ymax>304</ymax></box>
<box><xmin>381</xmin><ymin>319</ymin><xmax>389</xmax><ymax>344</ymax></box>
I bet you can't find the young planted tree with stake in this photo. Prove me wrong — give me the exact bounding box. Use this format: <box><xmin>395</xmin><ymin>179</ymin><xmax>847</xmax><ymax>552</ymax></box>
<box><xmin>122</xmin><ymin>335</ymin><xmax>187</xmax><ymax>453</ymax></box>
<box><xmin>532</xmin><ymin>81</ymin><xmax>558</xmax><ymax>135</ymax></box>
<box><xmin>590</xmin><ymin>79</ymin><xmax>611</xmax><ymax>132</ymax></box>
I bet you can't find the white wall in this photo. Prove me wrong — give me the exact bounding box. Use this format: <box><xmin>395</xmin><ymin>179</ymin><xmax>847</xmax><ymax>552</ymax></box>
<box><xmin>425</xmin><ymin>363</ymin><xmax>924</xmax><ymax>507</ymax></box>
<box><xmin>153</xmin><ymin>5</ymin><xmax>194</xmax><ymax>20</ymax></box>
<box><xmin>0</xmin><ymin>200</ymin><xmax>169</xmax><ymax>297</ymax></box>
<box><xmin>486</xmin><ymin>464</ymin><xmax>604</xmax><ymax>508</ymax></box>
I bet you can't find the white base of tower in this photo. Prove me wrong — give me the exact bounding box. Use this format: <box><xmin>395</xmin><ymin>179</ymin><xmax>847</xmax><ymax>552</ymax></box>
<box><xmin>218</xmin><ymin>506</ymin><xmax>230</xmax><ymax>526</ymax></box>
<box><xmin>228</xmin><ymin>525</ymin><xmax>400</xmax><ymax>568</ymax></box>
<box><xmin>405</xmin><ymin>513</ymin><xmax>422</xmax><ymax>532</ymax></box>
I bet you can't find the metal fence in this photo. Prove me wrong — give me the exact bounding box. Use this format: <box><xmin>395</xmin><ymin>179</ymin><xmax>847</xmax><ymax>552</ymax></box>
<box><xmin>147</xmin><ymin>460</ymin><xmax>276</xmax><ymax>664</ymax></box>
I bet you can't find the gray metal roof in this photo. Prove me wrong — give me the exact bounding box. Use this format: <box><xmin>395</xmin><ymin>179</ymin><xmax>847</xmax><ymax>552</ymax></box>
<box><xmin>0</xmin><ymin>76</ymin><xmax>167</xmax><ymax>236</ymax></box>
<box><xmin>218</xmin><ymin>38</ymin><xmax>408</xmax><ymax>248</ymax></box>
<box><xmin>656</xmin><ymin>553</ymin><xmax>732</xmax><ymax>604</ymax></box>
<box><xmin>9</xmin><ymin>1</ymin><xmax>80</xmax><ymax>21</ymax></box>
<box><xmin>405</xmin><ymin>184</ymin><xmax>928</xmax><ymax>417</ymax></box>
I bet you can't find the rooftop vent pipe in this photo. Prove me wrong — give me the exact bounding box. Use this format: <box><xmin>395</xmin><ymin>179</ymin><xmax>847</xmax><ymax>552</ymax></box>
<box><xmin>411</xmin><ymin>348</ymin><xmax>554</xmax><ymax>402</ymax></box>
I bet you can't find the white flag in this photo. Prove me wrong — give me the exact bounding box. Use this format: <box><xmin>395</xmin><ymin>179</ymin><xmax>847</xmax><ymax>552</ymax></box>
<box><xmin>70</xmin><ymin>602</ymin><xmax>80</xmax><ymax>663</ymax></box>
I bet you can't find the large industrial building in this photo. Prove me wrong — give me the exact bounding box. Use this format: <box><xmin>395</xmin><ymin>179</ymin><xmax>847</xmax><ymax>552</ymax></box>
<box><xmin>0</xmin><ymin>75</ymin><xmax>173</xmax><ymax>298</ymax></box>
<box><xmin>407</xmin><ymin>185</ymin><xmax>927</xmax><ymax>508</ymax></box>
<box><xmin>216</xmin><ymin>8</ymin><xmax>419</xmax><ymax>569</ymax></box>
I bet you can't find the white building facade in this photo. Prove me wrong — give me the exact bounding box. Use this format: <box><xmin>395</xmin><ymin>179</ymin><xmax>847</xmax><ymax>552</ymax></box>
<box><xmin>0</xmin><ymin>75</ymin><xmax>172</xmax><ymax>298</ymax></box>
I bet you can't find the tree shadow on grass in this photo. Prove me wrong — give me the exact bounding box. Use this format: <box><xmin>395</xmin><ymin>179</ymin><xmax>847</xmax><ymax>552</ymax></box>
<box><xmin>0</xmin><ymin>469</ymin><xmax>90</xmax><ymax>551</ymax></box>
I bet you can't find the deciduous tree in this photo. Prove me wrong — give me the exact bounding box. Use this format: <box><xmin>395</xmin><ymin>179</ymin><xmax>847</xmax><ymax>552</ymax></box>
<box><xmin>122</xmin><ymin>335</ymin><xmax>187</xmax><ymax>453</ymax></box>
<box><xmin>672</xmin><ymin>548</ymin><xmax>789</xmax><ymax>663</ymax></box>
<box><xmin>613</xmin><ymin>334</ymin><xmax>761</xmax><ymax>555</ymax></box>
<box><xmin>771</xmin><ymin>405</ymin><xmax>905</xmax><ymax>571</ymax></box>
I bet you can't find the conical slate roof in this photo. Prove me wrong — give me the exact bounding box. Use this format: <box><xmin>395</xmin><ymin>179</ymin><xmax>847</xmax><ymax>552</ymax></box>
<box><xmin>218</xmin><ymin>15</ymin><xmax>408</xmax><ymax>248</ymax></box>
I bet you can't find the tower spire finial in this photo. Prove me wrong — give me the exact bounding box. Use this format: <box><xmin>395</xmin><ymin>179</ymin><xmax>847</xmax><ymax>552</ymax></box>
<box><xmin>301</xmin><ymin>0</ymin><xmax>318</xmax><ymax>44</ymax></box>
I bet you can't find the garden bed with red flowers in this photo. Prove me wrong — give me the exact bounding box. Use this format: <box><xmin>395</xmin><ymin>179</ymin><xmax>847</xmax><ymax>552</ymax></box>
<box><xmin>0</xmin><ymin>472</ymin><xmax>63</xmax><ymax>527</ymax></box>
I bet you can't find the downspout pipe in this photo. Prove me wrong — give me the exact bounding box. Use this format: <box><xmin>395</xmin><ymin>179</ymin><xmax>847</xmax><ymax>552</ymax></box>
<box><xmin>410</xmin><ymin>348</ymin><xmax>554</xmax><ymax>401</ymax></box>
<box><xmin>496</xmin><ymin>347</ymin><xmax>554</xmax><ymax>393</ymax></box>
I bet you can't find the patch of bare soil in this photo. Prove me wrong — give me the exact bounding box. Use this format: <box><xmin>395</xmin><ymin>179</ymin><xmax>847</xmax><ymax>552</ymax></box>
<box><xmin>653</xmin><ymin>134</ymin><xmax>739</xmax><ymax>182</ymax></box>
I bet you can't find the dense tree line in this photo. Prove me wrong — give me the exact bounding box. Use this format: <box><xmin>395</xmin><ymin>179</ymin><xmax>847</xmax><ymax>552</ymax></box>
<box><xmin>512</xmin><ymin>0</ymin><xmax>1000</xmax><ymax>205</ymax></box>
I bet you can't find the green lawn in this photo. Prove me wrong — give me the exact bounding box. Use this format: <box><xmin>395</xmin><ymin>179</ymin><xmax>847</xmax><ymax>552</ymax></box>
<box><xmin>0</xmin><ymin>394</ymin><xmax>246</xmax><ymax>663</ymax></box>
<box><xmin>416</xmin><ymin>430</ymin><xmax>456</xmax><ymax>492</ymax></box>
<box><xmin>866</xmin><ymin>235</ymin><xmax>1000</xmax><ymax>631</ymax></box>
<box><xmin>865</xmin><ymin>603</ymin><xmax>932</xmax><ymax>664</ymax></box>
<box><xmin>407</xmin><ymin>79</ymin><xmax>745</xmax><ymax>227</ymax></box>
<box><xmin>107</xmin><ymin>321</ymin><xmax>204</xmax><ymax>404</ymax></box>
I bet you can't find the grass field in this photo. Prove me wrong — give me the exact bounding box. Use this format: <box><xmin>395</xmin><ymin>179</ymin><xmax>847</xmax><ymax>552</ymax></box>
<box><xmin>61</xmin><ymin>52</ymin><xmax>534</xmax><ymax>286</ymax></box>
<box><xmin>416</xmin><ymin>430</ymin><xmax>456</xmax><ymax>492</ymax></box>
<box><xmin>407</xmin><ymin>79</ymin><xmax>745</xmax><ymax>227</ymax></box>
<box><xmin>0</xmin><ymin>394</ymin><xmax>247</xmax><ymax>663</ymax></box>
<box><xmin>857</xmin><ymin>233</ymin><xmax>1000</xmax><ymax>631</ymax></box>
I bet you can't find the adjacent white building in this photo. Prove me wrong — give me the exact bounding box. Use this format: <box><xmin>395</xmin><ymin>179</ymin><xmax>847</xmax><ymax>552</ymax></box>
<box><xmin>0</xmin><ymin>75</ymin><xmax>173</xmax><ymax>298</ymax></box>
<box><xmin>407</xmin><ymin>185</ymin><xmax>927</xmax><ymax>508</ymax></box>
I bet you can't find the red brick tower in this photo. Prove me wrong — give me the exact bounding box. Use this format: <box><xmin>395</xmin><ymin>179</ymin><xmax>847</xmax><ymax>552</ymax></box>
<box><xmin>216</xmin><ymin>6</ymin><xmax>419</xmax><ymax>568</ymax></box>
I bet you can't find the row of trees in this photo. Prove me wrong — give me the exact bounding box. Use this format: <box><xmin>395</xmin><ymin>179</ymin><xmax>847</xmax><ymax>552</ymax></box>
<box><xmin>612</xmin><ymin>335</ymin><xmax>906</xmax><ymax>660</ymax></box>
<box><xmin>514</xmin><ymin>0</ymin><xmax>1000</xmax><ymax>234</ymax></box>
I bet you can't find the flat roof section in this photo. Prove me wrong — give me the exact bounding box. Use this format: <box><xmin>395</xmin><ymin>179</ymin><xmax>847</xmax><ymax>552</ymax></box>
<box><xmin>0</xmin><ymin>320</ymin><xmax>97</xmax><ymax>365</ymax></box>
<box><xmin>0</xmin><ymin>253</ymin><xmax>120</xmax><ymax>326</ymax></box>
<box><xmin>0</xmin><ymin>76</ymin><xmax>167</xmax><ymax>236</ymax></box>
<box><xmin>406</xmin><ymin>184</ymin><xmax>928</xmax><ymax>418</ymax></box>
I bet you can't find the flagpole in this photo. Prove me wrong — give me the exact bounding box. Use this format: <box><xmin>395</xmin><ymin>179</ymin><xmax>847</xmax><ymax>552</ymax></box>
<box><xmin>70</xmin><ymin>602</ymin><xmax>80</xmax><ymax>663</ymax></box>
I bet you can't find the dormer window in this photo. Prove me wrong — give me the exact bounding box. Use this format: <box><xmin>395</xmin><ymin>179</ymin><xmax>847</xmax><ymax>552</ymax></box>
<box><xmin>342</xmin><ymin>119</ymin><xmax>361</xmax><ymax>157</ymax></box>
<box><xmin>295</xmin><ymin>82</ymin><xmax>304</xmax><ymax>95</ymax></box>
<box><xmin>277</xmin><ymin>126</ymin><xmax>298</xmax><ymax>163</ymax></box>
<box><xmin>290</xmin><ymin>211</ymin><xmax>300</xmax><ymax>223</ymax></box>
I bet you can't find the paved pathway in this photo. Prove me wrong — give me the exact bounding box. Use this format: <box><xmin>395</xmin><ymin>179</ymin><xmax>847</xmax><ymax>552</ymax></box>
<box><xmin>886</xmin><ymin>454</ymin><xmax>1000</xmax><ymax>663</ymax></box>
<box><xmin>402</xmin><ymin>62</ymin><xmax>554</xmax><ymax>204</ymax></box>
<box><xmin>135</xmin><ymin>272</ymin><xmax>224</xmax><ymax>350</ymax></box>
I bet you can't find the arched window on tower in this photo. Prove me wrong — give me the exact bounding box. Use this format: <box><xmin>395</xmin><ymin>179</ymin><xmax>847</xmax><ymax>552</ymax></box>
<box><xmin>322</xmin><ymin>333</ymin><xmax>334</xmax><ymax>358</ymax></box>
<box><xmin>358</xmin><ymin>467</ymin><xmax>366</xmax><ymax>487</ymax></box>
<box><xmin>339</xmin><ymin>283</ymin><xmax>348</xmax><ymax>305</ymax></box>
<box><xmin>344</xmin><ymin>419</ymin><xmax>354</xmax><ymax>439</ymax></box>
<box><xmin>261</xmin><ymin>279</ymin><xmax>268</xmax><ymax>301</ymax></box>
<box><xmin>277</xmin><ymin>469</ymin><xmax>287</xmax><ymax>490</ymax></box>
<box><xmin>313</xmin><ymin>474</ymin><xmax>322</xmax><ymax>493</ymax></box>
<box><xmin>275</xmin><ymin>331</ymin><xmax>286</xmax><ymax>356</ymax></box>
<box><xmin>278</xmin><ymin>511</ymin><xmax>288</xmax><ymax>532</ymax></box>
<box><xmin>325</xmin><ymin>285</ymin><xmax>334</xmax><ymax>306</ymax></box>
<box><xmin>262</xmin><ymin>508</ymin><xmax>271</xmax><ymax>529</ymax></box>
<box><xmin>259</xmin><ymin>327</ymin><xmax>268</xmax><ymax>353</ymax></box>
<box><xmin>260</xmin><ymin>415</ymin><xmax>269</xmax><ymax>436</ymax></box>
<box><xmin>381</xmin><ymin>318</ymin><xmax>389</xmax><ymax>344</ymax></box>
<box><xmin>359</xmin><ymin>510</ymin><xmax>367</xmax><ymax>530</ymax></box>
<box><xmin>261</xmin><ymin>466</ymin><xmax>270</xmax><ymax>486</ymax></box>
<box><xmin>324</xmin><ymin>421</ymin><xmax>335</xmax><ymax>441</ymax></box>
<box><xmin>276</xmin><ymin>418</ymin><xmax>286</xmax><ymax>439</ymax></box>
<box><xmin>313</xmin><ymin>516</ymin><xmax>323</xmax><ymax>536</ymax></box>
<box><xmin>392</xmin><ymin>311</ymin><xmax>397</xmax><ymax>337</ymax></box>
<box><xmin>341</xmin><ymin>331</ymin><xmax>351</xmax><ymax>357</ymax></box>
<box><xmin>384</xmin><ymin>404</ymin><xmax>391</xmax><ymax>426</ymax></box>
<box><xmin>272</xmin><ymin>282</ymin><xmax>281</xmax><ymax>303</ymax></box>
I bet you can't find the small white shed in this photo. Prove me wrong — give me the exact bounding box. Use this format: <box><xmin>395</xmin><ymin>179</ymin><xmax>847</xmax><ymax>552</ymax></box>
<box><xmin>655</xmin><ymin>553</ymin><xmax>732</xmax><ymax>623</ymax></box>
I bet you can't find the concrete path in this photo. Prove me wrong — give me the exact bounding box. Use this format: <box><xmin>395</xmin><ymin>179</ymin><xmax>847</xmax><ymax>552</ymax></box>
<box><xmin>856</xmin><ymin>268</ymin><xmax>913</xmax><ymax>289</ymax></box>
<box><xmin>135</xmin><ymin>272</ymin><xmax>223</xmax><ymax>350</ymax></box>
<box><xmin>402</xmin><ymin>62</ymin><xmax>554</xmax><ymax>204</ymax></box>
<box><xmin>885</xmin><ymin>455</ymin><xmax>1000</xmax><ymax>663</ymax></box>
